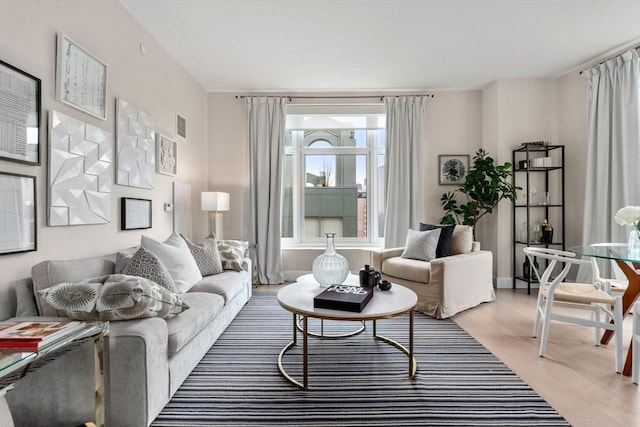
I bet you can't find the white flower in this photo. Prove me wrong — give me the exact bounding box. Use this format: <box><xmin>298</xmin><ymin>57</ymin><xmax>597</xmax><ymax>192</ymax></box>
<box><xmin>614</xmin><ymin>206</ymin><xmax>640</xmax><ymax>229</ymax></box>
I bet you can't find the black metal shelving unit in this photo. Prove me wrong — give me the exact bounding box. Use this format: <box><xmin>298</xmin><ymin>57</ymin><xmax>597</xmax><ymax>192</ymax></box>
<box><xmin>512</xmin><ymin>144</ymin><xmax>565</xmax><ymax>294</ymax></box>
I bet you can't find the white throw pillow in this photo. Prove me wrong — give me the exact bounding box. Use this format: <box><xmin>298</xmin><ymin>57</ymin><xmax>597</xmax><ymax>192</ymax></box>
<box><xmin>141</xmin><ymin>233</ymin><xmax>203</xmax><ymax>293</ymax></box>
<box><xmin>400</xmin><ymin>228</ymin><xmax>441</xmax><ymax>261</ymax></box>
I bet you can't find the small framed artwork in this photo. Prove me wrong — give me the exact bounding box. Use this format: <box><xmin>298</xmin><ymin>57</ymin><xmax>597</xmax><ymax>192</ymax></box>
<box><xmin>157</xmin><ymin>134</ymin><xmax>177</xmax><ymax>176</ymax></box>
<box><xmin>439</xmin><ymin>154</ymin><xmax>469</xmax><ymax>185</ymax></box>
<box><xmin>0</xmin><ymin>172</ymin><xmax>37</xmax><ymax>255</ymax></box>
<box><xmin>176</xmin><ymin>112</ymin><xmax>186</xmax><ymax>140</ymax></box>
<box><xmin>0</xmin><ymin>59</ymin><xmax>41</xmax><ymax>165</ymax></box>
<box><xmin>121</xmin><ymin>197</ymin><xmax>152</xmax><ymax>230</ymax></box>
<box><xmin>56</xmin><ymin>33</ymin><xmax>107</xmax><ymax>120</ymax></box>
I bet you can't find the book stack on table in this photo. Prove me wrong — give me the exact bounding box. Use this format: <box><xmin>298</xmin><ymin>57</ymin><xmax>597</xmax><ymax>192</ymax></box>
<box><xmin>313</xmin><ymin>285</ymin><xmax>374</xmax><ymax>312</ymax></box>
<box><xmin>0</xmin><ymin>321</ymin><xmax>85</xmax><ymax>352</ymax></box>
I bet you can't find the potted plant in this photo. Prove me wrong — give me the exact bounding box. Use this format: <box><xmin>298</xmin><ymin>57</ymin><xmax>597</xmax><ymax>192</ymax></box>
<box><xmin>440</xmin><ymin>149</ymin><xmax>519</xmax><ymax>235</ymax></box>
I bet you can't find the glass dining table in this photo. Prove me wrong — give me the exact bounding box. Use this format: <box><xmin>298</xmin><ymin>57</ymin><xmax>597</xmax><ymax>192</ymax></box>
<box><xmin>569</xmin><ymin>245</ymin><xmax>640</xmax><ymax>376</ymax></box>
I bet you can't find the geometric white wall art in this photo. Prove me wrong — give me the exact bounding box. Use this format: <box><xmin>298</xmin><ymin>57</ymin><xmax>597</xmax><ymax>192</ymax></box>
<box><xmin>48</xmin><ymin>110</ymin><xmax>112</xmax><ymax>226</ymax></box>
<box><xmin>116</xmin><ymin>98</ymin><xmax>155</xmax><ymax>189</ymax></box>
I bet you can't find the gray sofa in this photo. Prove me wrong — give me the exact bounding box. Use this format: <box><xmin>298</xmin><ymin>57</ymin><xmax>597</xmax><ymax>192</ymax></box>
<box><xmin>1</xmin><ymin>251</ymin><xmax>252</xmax><ymax>427</ymax></box>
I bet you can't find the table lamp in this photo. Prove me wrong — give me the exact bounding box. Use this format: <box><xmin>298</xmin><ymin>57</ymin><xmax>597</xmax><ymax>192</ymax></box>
<box><xmin>201</xmin><ymin>191</ymin><xmax>230</xmax><ymax>239</ymax></box>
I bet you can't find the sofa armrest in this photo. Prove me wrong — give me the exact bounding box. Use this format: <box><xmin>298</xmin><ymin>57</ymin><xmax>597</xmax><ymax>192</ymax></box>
<box><xmin>370</xmin><ymin>247</ymin><xmax>404</xmax><ymax>271</ymax></box>
<box><xmin>106</xmin><ymin>317</ymin><xmax>170</xmax><ymax>427</ymax></box>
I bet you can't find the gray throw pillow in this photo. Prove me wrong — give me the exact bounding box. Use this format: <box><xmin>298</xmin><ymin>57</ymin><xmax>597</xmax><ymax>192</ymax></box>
<box><xmin>121</xmin><ymin>247</ymin><xmax>177</xmax><ymax>293</ymax></box>
<box><xmin>400</xmin><ymin>228</ymin><xmax>442</xmax><ymax>261</ymax></box>
<box><xmin>181</xmin><ymin>234</ymin><xmax>223</xmax><ymax>276</ymax></box>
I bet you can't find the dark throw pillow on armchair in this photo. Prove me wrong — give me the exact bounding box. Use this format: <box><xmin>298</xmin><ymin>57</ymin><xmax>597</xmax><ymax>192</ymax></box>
<box><xmin>419</xmin><ymin>223</ymin><xmax>456</xmax><ymax>258</ymax></box>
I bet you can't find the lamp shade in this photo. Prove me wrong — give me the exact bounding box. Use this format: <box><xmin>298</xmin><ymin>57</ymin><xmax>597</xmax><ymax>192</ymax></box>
<box><xmin>201</xmin><ymin>191</ymin><xmax>230</xmax><ymax>212</ymax></box>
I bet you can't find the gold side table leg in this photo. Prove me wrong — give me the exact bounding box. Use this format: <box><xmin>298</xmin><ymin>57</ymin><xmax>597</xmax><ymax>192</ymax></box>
<box><xmin>409</xmin><ymin>309</ymin><xmax>414</xmax><ymax>378</ymax></box>
<box><xmin>94</xmin><ymin>332</ymin><xmax>105</xmax><ymax>427</ymax></box>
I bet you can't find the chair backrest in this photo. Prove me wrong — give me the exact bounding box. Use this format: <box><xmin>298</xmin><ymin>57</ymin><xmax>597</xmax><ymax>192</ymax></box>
<box><xmin>589</xmin><ymin>243</ymin><xmax>628</xmax><ymax>281</ymax></box>
<box><xmin>523</xmin><ymin>247</ymin><xmax>593</xmax><ymax>288</ymax></box>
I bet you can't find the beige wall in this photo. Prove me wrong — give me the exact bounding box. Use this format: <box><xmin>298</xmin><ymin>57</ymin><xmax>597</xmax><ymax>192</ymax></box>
<box><xmin>1</xmin><ymin>0</ymin><xmax>209</xmax><ymax>285</ymax></box>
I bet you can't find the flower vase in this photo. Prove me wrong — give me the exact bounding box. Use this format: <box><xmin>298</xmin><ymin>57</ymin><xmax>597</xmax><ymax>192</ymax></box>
<box><xmin>629</xmin><ymin>229</ymin><xmax>640</xmax><ymax>257</ymax></box>
<box><xmin>312</xmin><ymin>233</ymin><xmax>349</xmax><ymax>288</ymax></box>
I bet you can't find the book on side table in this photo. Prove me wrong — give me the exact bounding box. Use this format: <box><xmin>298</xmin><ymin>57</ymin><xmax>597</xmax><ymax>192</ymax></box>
<box><xmin>314</xmin><ymin>285</ymin><xmax>374</xmax><ymax>312</ymax></box>
<box><xmin>0</xmin><ymin>321</ymin><xmax>85</xmax><ymax>351</ymax></box>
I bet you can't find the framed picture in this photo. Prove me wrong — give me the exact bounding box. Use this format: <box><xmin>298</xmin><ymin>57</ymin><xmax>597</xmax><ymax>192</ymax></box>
<box><xmin>157</xmin><ymin>134</ymin><xmax>177</xmax><ymax>176</ymax></box>
<box><xmin>439</xmin><ymin>154</ymin><xmax>469</xmax><ymax>185</ymax></box>
<box><xmin>121</xmin><ymin>197</ymin><xmax>152</xmax><ymax>230</ymax></box>
<box><xmin>0</xmin><ymin>59</ymin><xmax>41</xmax><ymax>165</ymax></box>
<box><xmin>176</xmin><ymin>112</ymin><xmax>186</xmax><ymax>140</ymax></box>
<box><xmin>56</xmin><ymin>34</ymin><xmax>107</xmax><ymax>120</ymax></box>
<box><xmin>0</xmin><ymin>172</ymin><xmax>36</xmax><ymax>255</ymax></box>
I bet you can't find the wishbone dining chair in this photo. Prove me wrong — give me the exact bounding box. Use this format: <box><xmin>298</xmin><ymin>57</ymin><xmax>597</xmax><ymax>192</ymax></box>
<box><xmin>524</xmin><ymin>246</ymin><xmax>624</xmax><ymax>373</ymax></box>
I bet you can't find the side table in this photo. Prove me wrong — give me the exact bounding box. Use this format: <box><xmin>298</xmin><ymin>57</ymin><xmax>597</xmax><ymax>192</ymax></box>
<box><xmin>0</xmin><ymin>321</ymin><xmax>108</xmax><ymax>426</ymax></box>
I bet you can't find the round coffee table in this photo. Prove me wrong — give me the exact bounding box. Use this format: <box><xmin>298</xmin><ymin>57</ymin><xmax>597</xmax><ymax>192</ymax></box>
<box><xmin>276</xmin><ymin>278</ymin><xmax>418</xmax><ymax>389</ymax></box>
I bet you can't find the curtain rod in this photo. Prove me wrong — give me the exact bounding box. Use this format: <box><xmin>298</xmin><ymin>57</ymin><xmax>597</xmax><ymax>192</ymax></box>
<box><xmin>235</xmin><ymin>94</ymin><xmax>435</xmax><ymax>101</ymax></box>
<box><xmin>579</xmin><ymin>44</ymin><xmax>640</xmax><ymax>75</ymax></box>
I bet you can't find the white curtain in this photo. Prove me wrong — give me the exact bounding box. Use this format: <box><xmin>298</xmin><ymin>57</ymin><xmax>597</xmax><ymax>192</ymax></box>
<box><xmin>246</xmin><ymin>97</ymin><xmax>287</xmax><ymax>284</ymax></box>
<box><xmin>579</xmin><ymin>49</ymin><xmax>640</xmax><ymax>280</ymax></box>
<box><xmin>383</xmin><ymin>96</ymin><xmax>427</xmax><ymax>248</ymax></box>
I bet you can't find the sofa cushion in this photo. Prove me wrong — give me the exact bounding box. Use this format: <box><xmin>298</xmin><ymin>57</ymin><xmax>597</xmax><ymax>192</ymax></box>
<box><xmin>141</xmin><ymin>233</ymin><xmax>203</xmax><ymax>293</ymax></box>
<box><xmin>165</xmin><ymin>292</ymin><xmax>224</xmax><ymax>357</ymax></box>
<box><xmin>189</xmin><ymin>270</ymin><xmax>250</xmax><ymax>303</ymax></box>
<box><xmin>449</xmin><ymin>225</ymin><xmax>474</xmax><ymax>255</ymax></box>
<box><xmin>120</xmin><ymin>247</ymin><xmax>177</xmax><ymax>292</ymax></box>
<box><xmin>38</xmin><ymin>274</ymin><xmax>189</xmax><ymax>321</ymax></box>
<box><xmin>217</xmin><ymin>240</ymin><xmax>249</xmax><ymax>271</ymax></box>
<box><xmin>400</xmin><ymin>228</ymin><xmax>441</xmax><ymax>261</ymax></box>
<box><xmin>32</xmin><ymin>256</ymin><xmax>116</xmax><ymax>316</ymax></box>
<box><xmin>181</xmin><ymin>234</ymin><xmax>223</xmax><ymax>276</ymax></box>
<box><xmin>419</xmin><ymin>223</ymin><xmax>455</xmax><ymax>258</ymax></box>
<box><xmin>382</xmin><ymin>257</ymin><xmax>431</xmax><ymax>283</ymax></box>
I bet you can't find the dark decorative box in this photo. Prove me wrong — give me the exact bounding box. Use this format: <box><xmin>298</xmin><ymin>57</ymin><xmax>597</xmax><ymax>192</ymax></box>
<box><xmin>313</xmin><ymin>285</ymin><xmax>374</xmax><ymax>312</ymax></box>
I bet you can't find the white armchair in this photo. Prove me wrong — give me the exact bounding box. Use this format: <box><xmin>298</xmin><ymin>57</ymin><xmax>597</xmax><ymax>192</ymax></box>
<box><xmin>370</xmin><ymin>225</ymin><xmax>495</xmax><ymax>319</ymax></box>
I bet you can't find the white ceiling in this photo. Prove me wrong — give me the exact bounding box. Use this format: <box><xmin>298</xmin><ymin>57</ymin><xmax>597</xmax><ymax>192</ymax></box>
<box><xmin>119</xmin><ymin>0</ymin><xmax>640</xmax><ymax>92</ymax></box>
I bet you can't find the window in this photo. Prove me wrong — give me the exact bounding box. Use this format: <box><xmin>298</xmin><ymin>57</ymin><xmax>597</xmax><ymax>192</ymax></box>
<box><xmin>282</xmin><ymin>105</ymin><xmax>385</xmax><ymax>245</ymax></box>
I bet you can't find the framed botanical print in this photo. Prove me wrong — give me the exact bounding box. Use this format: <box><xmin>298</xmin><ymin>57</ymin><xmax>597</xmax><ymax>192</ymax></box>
<box><xmin>439</xmin><ymin>154</ymin><xmax>469</xmax><ymax>185</ymax></box>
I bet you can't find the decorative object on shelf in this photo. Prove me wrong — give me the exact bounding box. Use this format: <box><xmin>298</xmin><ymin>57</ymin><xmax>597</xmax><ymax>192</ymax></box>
<box><xmin>378</xmin><ymin>279</ymin><xmax>392</xmax><ymax>291</ymax></box>
<box><xmin>312</xmin><ymin>233</ymin><xmax>349</xmax><ymax>288</ymax></box>
<box><xmin>614</xmin><ymin>205</ymin><xmax>640</xmax><ymax>256</ymax></box>
<box><xmin>359</xmin><ymin>264</ymin><xmax>380</xmax><ymax>288</ymax></box>
<box><xmin>121</xmin><ymin>197</ymin><xmax>152</xmax><ymax>230</ymax></box>
<box><xmin>0</xmin><ymin>172</ymin><xmax>36</xmax><ymax>255</ymax></box>
<box><xmin>520</xmin><ymin>141</ymin><xmax>550</xmax><ymax>148</ymax></box>
<box><xmin>48</xmin><ymin>110</ymin><xmax>112</xmax><ymax>226</ymax></box>
<box><xmin>532</xmin><ymin>224</ymin><xmax>542</xmax><ymax>243</ymax></box>
<box><xmin>542</xmin><ymin>191</ymin><xmax>550</xmax><ymax>206</ymax></box>
<box><xmin>201</xmin><ymin>191</ymin><xmax>230</xmax><ymax>239</ymax></box>
<box><xmin>440</xmin><ymin>149</ymin><xmax>519</xmax><ymax>237</ymax></box>
<box><xmin>541</xmin><ymin>219</ymin><xmax>554</xmax><ymax>243</ymax></box>
<box><xmin>439</xmin><ymin>154</ymin><xmax>469</xmax><ymax>185</ymax></box>
<box><xmin>56</xmin><ymin>33</ymin><xmax>107</xmax><ymax>120</ymax></box>
<box><xmin>156</xmin><ymin>134</ymin><xmax>177</xmax><ymax>176</ymax></box>
<box><xmin>522</xmin><ymin>255</ymin><xmax>530</xmax><ymax>279</ymax></box>
<box><xmin>0</xmin><ymin>59</ymin><xmax>41</xmax><ymax>165</ymax></box>
<box><xmin>115</xmin><ymin>98</ymin><xmax>155</xmax><ymax>189</ymax></box>
<box><xmin>518</xmin><ymin>160</ymin><xmax>528</xmax><ymax>170</ymax></box>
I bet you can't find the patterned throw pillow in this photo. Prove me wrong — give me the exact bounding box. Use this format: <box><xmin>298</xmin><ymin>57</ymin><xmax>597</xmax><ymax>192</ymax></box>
<box><xmin>180</xmin><ymin>234</ymin><xmax>223</xmax><ymax>276</ymax></box>
<box><xmin>121</xmin><ymin>247</ymin><xmax>177</xmax><ymax>293</ymax></box>
<box><xmin>217</xmin><ymin>239</ymin><xmax>249</xmax><ymax>272</ymax></box>
<box><xmin>400</xmin><ymin>228</ymin><xmax>442</xmax><ymax>261</ymax></box>
<box><xmin>38</xmin><ymin>274</ymin><xmax>189</xmax><ymax>321</ymax></box>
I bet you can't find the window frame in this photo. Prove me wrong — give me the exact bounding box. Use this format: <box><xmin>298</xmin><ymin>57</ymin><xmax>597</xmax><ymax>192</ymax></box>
<box><xmin>282</xmin><ymin>107</ymin><xmax>385</xmax><ymax>248</ymax></box>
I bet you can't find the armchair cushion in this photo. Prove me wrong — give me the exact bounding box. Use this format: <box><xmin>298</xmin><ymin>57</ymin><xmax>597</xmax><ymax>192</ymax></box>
<box><xmin>420</xmin><ymin>223</ymin><xmax>455</xmax><ymax>258</ymax></box>
<box><xmin>449</xmin><ymin>225</ymin><xmax>473</xmax><ymax>255</ymax></box>
<box><xmin>400</xmin><ymin>228</ymin><xmax>441</xmax><ymax>261</ymax></box>
<box><xmin>382</xmin><ymin>257</ymin><xmax>431</xmax><ymax>283</ymax></box>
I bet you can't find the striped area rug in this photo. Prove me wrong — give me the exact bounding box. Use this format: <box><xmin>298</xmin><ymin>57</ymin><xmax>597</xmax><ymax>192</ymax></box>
<box><xmin>152</xmin><ymin>293</ymin><xmax>568</xmax><ymax>426</ymax></box>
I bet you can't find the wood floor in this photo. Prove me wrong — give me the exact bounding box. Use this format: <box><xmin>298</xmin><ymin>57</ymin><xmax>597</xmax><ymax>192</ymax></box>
<box><xmin>256</xmin><ymin>285</ymin><xmax>640</xmax><ymax>427</ymax></box>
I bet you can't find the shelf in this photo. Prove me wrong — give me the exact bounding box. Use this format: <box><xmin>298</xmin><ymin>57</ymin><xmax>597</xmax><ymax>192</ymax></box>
<box><xmin>514</xmin><ymin>144</ymin><xmax>563</xmax><ymax>152</ymax></box>
<box><xmin>514</xmin><ymin>241</ymin><xmax>564</xmax><ymax>246</ymax></box>
<box><xmin>514</xmin><ymin>166</ymin><xmax>563</xmax><ymax>172</ymax></box>
<box><xmin>514</xmin><ymin>204</ymin><xmax>562</xmax><ymax>208</ymax></box>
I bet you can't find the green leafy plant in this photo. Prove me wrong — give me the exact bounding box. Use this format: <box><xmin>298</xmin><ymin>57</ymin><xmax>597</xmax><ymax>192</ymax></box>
<box><xmin>440</xmin><ymin>149</ymin><xmax>519</xmax><ymax>232</ymax></box>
